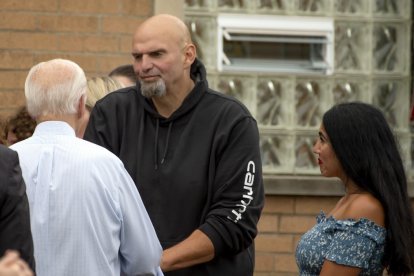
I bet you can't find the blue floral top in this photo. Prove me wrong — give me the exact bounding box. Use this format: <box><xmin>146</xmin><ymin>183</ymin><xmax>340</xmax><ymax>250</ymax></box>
<box><xmin>295</xmin><ymin>211</ymin><xmax>386</xmax><ymax>275</ymax></box>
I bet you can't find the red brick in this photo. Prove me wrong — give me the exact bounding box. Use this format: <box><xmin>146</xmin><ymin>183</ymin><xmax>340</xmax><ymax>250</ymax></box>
<box><xmin>58</xmin><ymin>34</ymin><xmax>119</xmax><ymax>53</ymax></box>
<box><xmin>120</xmin><ymin>35</ymin><xmax>134</xmax><ymax>54</ymax></box>
<box><xmin>37</xmin><ymin>15</ymin><xmax>99</xmax><ymax>33</ymax></box>
<box><xmin>263</xmin><ymin>196</ymin><xmax>295</xmax><ymax>214</ymax></box>
<box><xmin>67</xmin><ymin>55</ymin><xmax>99</xmax><ymax>73</ymax></box>
<box><xmin>295</xmin><ymin>196</ymin><xmax>338</xmax><ymax>214</ymax></box>
<box><xmin>31</xmin><ymin>53</ymin><xmax>61</xmax><ymax>65</ymax></box>
<box><xmin>102</xmin><ymin>16</ymin><xmax>144</xmax><ymax>34</ymax></box>
<box><xmin>0</xmin><ymin>0</ymin><xmax>57</xmax><ymax>12</ymax></box>
<box><xmin>33</xmin><ymin>53</ymin><xmax>98</xmax><ymax>73</ymax></box>
<box><xmin>60</xmin><ymin>0</ymin><xmax>120</xmax><ymax>14</ymax></box>
<box><xmin>0</xmin><ymin>50</ymin><xmax>34</xmax><ymax>69</ymax></box>
<box><xmin>255</xmin><ymin>234</ymin><xmax>293</xmax><ymax>253</ymax></box>
<box><xmin>274</xmin><ymin>254</ymin><xmax>298</xmax><ymax>273</ymax></box>
<box><xmin>0</xmin><ymin>12</ymin><xmax>36</xmax><ymax>30</ymax></box>
<box><xmin>0</xmin><ymin>71</ymin><xmax>27</xmax><ymax>90</ymax></box>
<box><xmin>0</xmin><ymin>32</ymin><xmax>58</xmax><ymax>51</ymax></box>
<box><xmin>293</xmin><ymin>234</ymin><xmax>303</xmax><ymax>250</ymax></box>
<box><xmin>121</xmin><ymin>0</ymin><xmax>152</xmax><ymax>16</ymax></box>
<box><xmin>0</xmin><ymin>91</ymin><xmax>25</xmax><ymax>107</ymax></box>
<box><xmin>96</xmin><ymin>55</ymin><xmax>134</xmax><ymax>75</ymax></box>
<box><xmin>0</xmin><ymin>109</ymin><xmax>17</xmax><ymax>120</ymax></box>
<box><xmin>258</xmin><ymin>214</ymin><xmax>279</xmax><ymax>233</ymax></box>
<box><xmin>253</xmin><ymin>273</ymin><xmax>273</xmax><ymax>276</ymax></box>
<box><xmin>255</xmin><ymin>254</ymin><xmax>275</xmax><ymax>272</ymax></box>
<box><xmin>279</xmin><ymin>215</ymin><xmax>316</xmax><ymax>234</ymax></box>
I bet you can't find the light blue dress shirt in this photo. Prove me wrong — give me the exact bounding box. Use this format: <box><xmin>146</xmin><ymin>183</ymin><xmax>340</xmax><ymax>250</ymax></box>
<box><xmin>11</xmin><ymin>121</ymin><xmax>163</xmax><ymax>276</ymax></box>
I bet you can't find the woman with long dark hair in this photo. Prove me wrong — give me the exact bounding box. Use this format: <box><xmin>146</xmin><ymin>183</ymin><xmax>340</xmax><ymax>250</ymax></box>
<box><xmin>296</xmin><ymin>102</ymin><xmax>414</xmax><ymax>275</ymax></box>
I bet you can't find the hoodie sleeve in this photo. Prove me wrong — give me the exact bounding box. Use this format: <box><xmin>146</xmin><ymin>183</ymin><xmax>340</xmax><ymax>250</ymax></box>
<box><xmin>199</xmin><ymin>116</ymin><xmax>265</xmax><ymax>256</ymax></box>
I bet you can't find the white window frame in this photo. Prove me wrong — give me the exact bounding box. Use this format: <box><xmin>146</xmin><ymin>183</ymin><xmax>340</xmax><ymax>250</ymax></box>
<box><xmin>217</xmin><ymin>14</ymin><xmax>334</xmax><ymax>75</ymax></box>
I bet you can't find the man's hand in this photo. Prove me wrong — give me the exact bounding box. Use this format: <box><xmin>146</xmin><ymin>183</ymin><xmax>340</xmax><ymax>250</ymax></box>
<box><xmin>0</xmin><ymin>251</ymin><xmax>33</xmax><ymax>276</ymax></box>
<box><xmin>161</xmin><ymin>230</ymin><xmax>215</xmax><ymax>272</ymax></box>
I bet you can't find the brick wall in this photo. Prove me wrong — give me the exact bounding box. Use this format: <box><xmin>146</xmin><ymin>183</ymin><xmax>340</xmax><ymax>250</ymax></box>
<box><xmin>2</xmin><ymin>2</ymin><xmax>413</xmax><ymax>275</ymax></box>
<box><xmin>254</xmin><ymin>195</ymin><xmax>338</xmax><ymax>275</ymax></box>
<box><xmin>0</xmin><ymin>0</ymin><xmax>153</xmax><ymax>118</ymax></box>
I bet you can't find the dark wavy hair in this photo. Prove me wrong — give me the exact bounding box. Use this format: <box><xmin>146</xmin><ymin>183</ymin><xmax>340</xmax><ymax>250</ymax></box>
<box><xmin>3</xmin><ymin>106</ymin><xmax>36</xmax><ymax>145</ymax></box>
<box><xmin>323</xmin><ymin>102</ymin><xmax>414</xmax><ymax>275</ymax></box>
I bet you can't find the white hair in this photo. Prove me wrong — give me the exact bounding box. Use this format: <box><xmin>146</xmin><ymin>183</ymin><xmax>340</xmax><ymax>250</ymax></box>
<box><xmin>140</xmin><ymin>78</ymin><xmax>166</xmax><ymax>98</ymax></box>
<box><xmin>24</xmin><ymin>59</ymin><xmax>87</xmax><ymax>118</ymax></box>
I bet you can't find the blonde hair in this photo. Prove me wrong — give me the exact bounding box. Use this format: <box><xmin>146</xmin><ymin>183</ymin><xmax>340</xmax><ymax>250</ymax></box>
<box><xmin>86</xmin><ymin>76</ymin><xmax>123</xmax><ymax>110</ymax></box>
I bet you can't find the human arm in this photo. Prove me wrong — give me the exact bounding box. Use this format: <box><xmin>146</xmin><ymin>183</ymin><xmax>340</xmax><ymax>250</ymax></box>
<box><xmin>161</xmin><ymin>116</ymin><xmax>264</xmax><ymax>272</ymax></box>
<box><xmin>158</xmin><ymin>115</ymin><xmax>264</xmax><ymax>272</ymax></box>
<box><xmin>320</xmin><ymin>260</ymin><xmax>361</xmax><ymax>276</ymax></box>
<box><xmin>160</xmin><ymin>229</ymin><xmax>214</xmax><ymax>272</ymax></box>
<box><xmin>116</xmin><ymin>163</ymin><xmax>163</xmax><ymax>275</ymax></box>
<box><xmin>320</xmin><ymin>210</ymin><xmax>385</xmax><ymax>275</ymax></box>
<box><xmin>319</xmin><ymin>194</ymin><xmax>385</xmax><ymax>275</ymax></box>
<box><xmin>199</xmin><ymin>116</ymin><xmax>264</xmax><ymax>255</ymax></box>
<box><xmin>0</xmin><ymin>251</ymin><xmax>33</xmax><ymax>276</ymax></box>
<box><xmin>0</xmin><ymin>147</ymin><xmax>35</xmax><ymax>272</ymax></box>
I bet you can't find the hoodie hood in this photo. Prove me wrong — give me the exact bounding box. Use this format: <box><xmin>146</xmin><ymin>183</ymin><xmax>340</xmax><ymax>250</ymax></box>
<box><xmin>139</xmin><ymin>58</ymin><xmax>208</xmax><ymax>123</ymax></box>
<box><xmin>136</xmin><ymin>58</ymin><xmax>208</xmax><ymax>169</ymax></box>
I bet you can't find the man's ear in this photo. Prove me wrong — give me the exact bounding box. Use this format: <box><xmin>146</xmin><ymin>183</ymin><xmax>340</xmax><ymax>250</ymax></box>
<box><xmin>77</xmin><ymin>94</ymin><xmax>86</xmax><ymax>119</ymax></box>
<box><xmin>183</xmin><ymin>43</ymin><xmax>196</xmax><ymax>68</ymax></box>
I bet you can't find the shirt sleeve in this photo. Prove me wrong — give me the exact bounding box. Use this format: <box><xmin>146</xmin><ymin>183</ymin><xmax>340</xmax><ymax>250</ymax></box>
<box><xmin>116</xmin><ymin>161</ymin><xmax>163</xmax><ymax>275</ymax></box>
<box><xmin>324</xmin><ymin>221</ymin><xmax>383</xmax><ymax>269</ymax></box>
<box><xmin>0</xmin><ymin>148</ymin><xmax>35</xmax><ymax>271</ymax></box>
<box><xmin>199</xmin><ymin>116</ymin><xmax>265</xmax><ymax>256</ymax></box>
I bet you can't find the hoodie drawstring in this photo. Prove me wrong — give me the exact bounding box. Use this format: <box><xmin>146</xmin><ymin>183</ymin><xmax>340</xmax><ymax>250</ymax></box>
<box><xmin>161</xmin><ymin>121</ymin><xmax>173</xmax><ymax>165</ymax></box>
<box><xmin>154</xmin><ymin>119</ymin><xmax>173</xmax><ymax>170</ymax></box>
<box><xmin>154</xmin><ymin>118</ymin><xmax>160</xmax><ymax>170</ymax></box>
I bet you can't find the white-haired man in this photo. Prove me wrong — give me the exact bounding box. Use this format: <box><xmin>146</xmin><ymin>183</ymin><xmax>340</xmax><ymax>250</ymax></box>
<box><xmin>11</xmin><ymin>59</ymin><xmax>163</xmax><ymax>276</ymax></box>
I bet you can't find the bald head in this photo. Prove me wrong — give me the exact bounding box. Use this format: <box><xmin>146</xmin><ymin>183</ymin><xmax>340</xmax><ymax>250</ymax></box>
<box><xmin>131</xmin><ymin>13</ymin><xmax>197</xmax><ymax>102</ymax></box>
<box><xmin>134</xmin><ymin>14</ymin><xmax>192</xmax><ymax>48</ymax></box>
<box><xmin>25</xmin><ymin>59</ymin><xmax>87</xmax><ymax>118</ymax></box>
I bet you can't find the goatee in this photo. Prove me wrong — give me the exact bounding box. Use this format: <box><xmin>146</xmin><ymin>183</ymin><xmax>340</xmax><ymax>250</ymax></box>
<box><xmin>140</xmin><ymin>79</ymin><xmax>166</xmax><ymax>98</ymax></box>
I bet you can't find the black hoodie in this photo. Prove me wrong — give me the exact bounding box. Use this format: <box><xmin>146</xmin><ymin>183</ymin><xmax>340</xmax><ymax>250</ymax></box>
<box><xmin>84</xmin><ymin>59</ymin><xmax>264</xmax><ymax>276</ymax></box>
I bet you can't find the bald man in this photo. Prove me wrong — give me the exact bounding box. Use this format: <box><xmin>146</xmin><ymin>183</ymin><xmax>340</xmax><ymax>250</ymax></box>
<box><xmin>85</xmin><ymin>14</ymin><xmax>264</xmax><ymax>276</ymax></box>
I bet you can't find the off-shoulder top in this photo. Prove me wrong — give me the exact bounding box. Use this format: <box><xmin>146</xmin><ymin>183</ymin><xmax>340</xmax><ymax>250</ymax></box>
<box><xmin>295</xmin><ymin>211</ymin><xmax>386</xmax><ymax>275</ymax></box>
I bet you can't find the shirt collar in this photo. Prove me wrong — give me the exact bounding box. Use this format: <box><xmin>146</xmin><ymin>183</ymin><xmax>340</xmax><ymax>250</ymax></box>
<box><xmin>33</xmin><ymin>121</ymin><xmax>76</xmax><ymax>137</ymax></box>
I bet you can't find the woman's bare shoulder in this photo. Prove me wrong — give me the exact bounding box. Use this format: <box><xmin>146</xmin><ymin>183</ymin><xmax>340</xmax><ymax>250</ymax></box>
<box><xmin>345</xmin><ymin>194</ymin><xmax>385</xmax><ymax>227</ymax></box>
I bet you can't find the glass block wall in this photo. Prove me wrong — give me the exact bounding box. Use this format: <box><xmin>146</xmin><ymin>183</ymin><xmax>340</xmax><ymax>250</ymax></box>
<box><xmin>184</xmin><ymin>0</ymin><xmax>413</xmax><ymax>178</ymax></box>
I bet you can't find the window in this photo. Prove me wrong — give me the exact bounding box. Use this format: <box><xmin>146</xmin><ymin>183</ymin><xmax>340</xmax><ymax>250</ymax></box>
<box><xmin>217</xmin><ymin>14</ymin><xmax>334</xmax><ymax>75</ymax></box>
